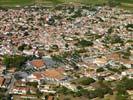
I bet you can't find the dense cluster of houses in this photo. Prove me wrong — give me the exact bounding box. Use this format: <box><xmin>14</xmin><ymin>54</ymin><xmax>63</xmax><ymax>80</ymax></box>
<box><xmin>0</xmin><ymin>4</ymin><xmax>132</xmax><ymax>100</ymax></box>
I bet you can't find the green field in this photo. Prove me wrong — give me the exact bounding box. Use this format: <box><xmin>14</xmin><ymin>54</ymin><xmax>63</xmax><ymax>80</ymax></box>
<box><xmin>0</xmin><ymin>0</ymin><xmax>35</xmax><ymax>6</ymax></box>
<box><xmin>0</xmin><ymin>0</ymin><xmax>133</xmax><ymax>10</ymax></box>
<box><xmin>116</xmin><ymin>0</ymin><xmax>133</xmax><ymax>3</ymax></box>
<box><xmin>0</xmin><ymin>0</ymin><xmax>107</xmax><ymax>6</ymax></box>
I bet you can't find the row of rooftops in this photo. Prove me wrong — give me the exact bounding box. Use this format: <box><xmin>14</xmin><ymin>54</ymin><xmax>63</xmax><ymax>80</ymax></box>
<box><xmin>0</xmin><ymin>5</ymin><xmax>132</xmax><ymax>57</ymax></box>
<box><xmin>0</xmin><ymin>5</ymin><xmax>132</xmax><ymax>99</ymax></box>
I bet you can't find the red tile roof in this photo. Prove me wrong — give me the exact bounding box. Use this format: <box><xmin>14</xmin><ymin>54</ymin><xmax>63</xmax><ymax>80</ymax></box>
<box><xmin>0</xmin><ymin>76</ymin><xmax>4</xmax><ymax>86</ymax></box>
<box><xmin>48</xmin><ymin>96</ymin><xmax>54</xmax><ymax>100</ymax></box>
<box><xmin>13</xmin><ymin>86</ymin><xmax>29</xmax><ymax>91</ymax></box>
<box><xmin>31</xmin><ymin>59</ymin><xmax>45</xmax><ymax>69</ymax></box>
<box><xmin>33</xmin><ymin>72</ymin><xmax>43</xmax><ymax>80</ymax></box>
<box><xmin>43</xmin><ymin>68</ymin><xmax>64</xmax><ymax>80</ymax></box>
<box><xmin>121</xmin><ymin>59</ymin><xmax>133</xmax><ymax>64</ymax></box>
<box><xmin>107</xmin><ymin>53</ymin><xmax>120</xmax><ymax>61</ymax></box>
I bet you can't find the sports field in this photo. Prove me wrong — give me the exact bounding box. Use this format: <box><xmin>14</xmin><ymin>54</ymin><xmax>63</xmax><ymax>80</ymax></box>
<box><xmin>0</xmin><ymin>0</ymin><xmax>133</xmax><ymax>10</ymax></box>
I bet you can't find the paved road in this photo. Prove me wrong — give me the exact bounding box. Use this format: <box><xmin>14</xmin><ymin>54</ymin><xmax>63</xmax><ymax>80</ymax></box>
<box><xmin>5</xmin><ymin>75</ymin><xmax>15</xmax><ymax>96</ymax></box>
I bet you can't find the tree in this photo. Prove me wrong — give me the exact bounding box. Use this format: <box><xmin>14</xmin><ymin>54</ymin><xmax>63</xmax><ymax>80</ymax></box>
<box><xmin>116</xmin><ymin>92</ymin><xmax>129</xmax><ymax>100</ymax></box>
<box><xmin>116</xmin><ymin>77</ymin><xmax>133</xmax><ymax>100</ymax></box>
<box><xmin>119</xmin><ymin>65</ymin><xmax>127</xmax><ymax>71</ymax></box>
<box><xmin>27</xmin><ymin>89</ymin><xmax>31</xmax><ymax>95</ymax></box>
<box><xmin>117</xmin><ymin>77</ymin><xmax>133</xmax><ymax>91</ymax></box>
<box><xmin>111</xmin><ymin>35</ymin><xmax>124</xmax><ymax>44</ymax></box>
<box><xmin>107</xmin><ymin>67</ymin><xmax>121</xmax><ymax>74</ymax></box>
<box><xmin>36</xmin><ymin>89</ymin><xmax>43</xmax><ymax>98</ymax></box>
<box><xmin>79</xmin><ymin>77</ymin><xmax>95</xmax><ymax>85</ymax></box>
<box><xmin>97</xmin><ymin>76</ymin><xmax>105</xmax><ymax>81</ymax></box>
<box><xmin>3</xmin><ymin>55</ymin><xmax>11</xmax><ymax>68</ymax></box>
<box><xmin>56</xmin><ymin>86</ymin><xmax>73</xmax><ymax>95</ymax></box>
<box><xmin>121</xmin><ymin>50</ymin><xmax>131</xmax><ymax>59</ymax></box>
<box><xmin>126</xmin><ymin>24</ymin><xmax>133</xmax><ymax>30</ymax></box>
<box><xmin>103</xmin><ymin>35</ymin><xmax>124</xmax><ymax>44</ymax></box>
<box><xmin>65</xmin><ymin>43</ymin><xmax>69</xmax><ymax>48</ymax></box>
<box><xmin>51</xmin><ymin>55</ymin><xmax>63</xmax><ymax>63</ymax></box>
<box><xmin>89</xmin><ymin>87</ymin><xmax>113</xmax><ymax>99</ymax></box>
<box><xmin>26</xmin><ymin>82</ymin><xmax>38</xmax><ymax>88</ymax></box>
<box><xmin>3</xmin><ymin>55</ymin><xmax>28</xmax><ymax>70</ymax></box>
<box><xmin>74</xmin><ymin>86</ymin><xmax>89</xmax><ymax>97</ymax></box>
<box><xmin>96</xmin><ymin>67</ymin><xmax>105</xmax><ymax>72</ymax></box>
<box><xmin>71</xmin><ymin>9</ymin><xmax>82</xmax><ymax>18</ymax></box>
<box><xmin>108</xmin><ymin>27</ymin><xmax>114</xmax><ymax>34</ymax></box>
<box><xmin>18</xmin><ymin>44</ymin><xmax>27</xmax><ymax>51</ymax></box>
<box><xmin>51</xmin><ymin>44</ymin><xmax>59</xmax><ymax>51</ymax></box>
<box><xmin>75</xmin><ymin>39</ymin><xmax>93</xmax><ymax>47</ymax></box>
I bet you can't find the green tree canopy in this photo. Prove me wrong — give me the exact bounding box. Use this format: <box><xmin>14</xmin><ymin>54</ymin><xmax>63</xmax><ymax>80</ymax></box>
<box><xmin>3</xmin><ymin>55</ymin><xmax>29</xmax><ymax>69</ymax></box>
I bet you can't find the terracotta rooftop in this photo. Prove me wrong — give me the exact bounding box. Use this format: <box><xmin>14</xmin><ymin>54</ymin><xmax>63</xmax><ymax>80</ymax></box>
<box><xmin>33</xmin><ymin>72</ymin><xmax>44</xmax><ymax>80</ymax></box>
<box><xmin>0</xmin><ymin>76</ymin><xmax>5</xmax><ymax>86</ymax></box>
<box><xmin>0</xmin><ymin>65</ymin><xmax>5</xmax><ymax>71</ymax></box>
<box><xmin>48</xmin><ymin>96</ymin><xmax>54</xmax><ymax>100</ymax></box>
<box><xmin>43</xmin><ymin>68</ymin><xmax>64</xmax><ymax>80</ymax></box>
<box><xmin>125</xmin><ymin>69</ymin><xmax>133</xmax><ymax>73</ymax></box>
<box><xmin>56</xmin><ymin>67</ymin><xmax>65</xmax><ymax>73</ymax></box>
<box><xmin>106</xmin><ymin>53</ymin><xmax>121</xmax><ymax>61</ymax></box>
<box><xmin>31</xmin><ymin>59</ymin><xmax>45</xmax><ymax>68</ymax></box>
<box><xmin>94</xmin><ymin>57</ymin><xmax>107</xmax><ymax>65</ymax></box>
<box><xmin>7</xmin><ymin>67</ymin><xmax>16</xmax><ymax>73</ymax></box>
<box><xmin>13</xmin><ymin>86</ymin><xmax>29</xmax><ymax>91</ymax></box>
<box><xmin>14</xmin><ymin>80</ymin><xmax>26</xmax><ymax>86</ymax></box>
<box><xmin>121</xmin><ymin>59</ymin><xmax>133</xmax><ymax>64</ymax></box>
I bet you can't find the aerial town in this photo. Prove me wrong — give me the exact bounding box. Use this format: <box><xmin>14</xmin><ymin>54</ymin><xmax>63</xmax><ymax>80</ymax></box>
<box><xmin>0</xmin><ymin>3</ymin><xmax>132</xmax><ymax>100</ymax></box>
